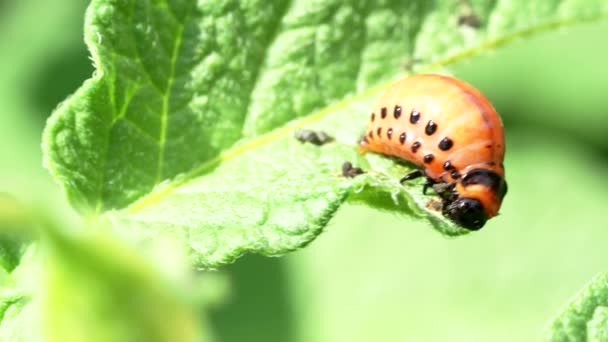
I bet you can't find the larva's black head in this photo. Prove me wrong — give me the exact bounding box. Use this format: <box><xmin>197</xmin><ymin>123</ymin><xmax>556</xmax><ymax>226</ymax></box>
<box><xmin>444</xmin><ymin>197</ymin><xmax>488</xmax><ymax>230</ymax></box>
<box><xmin>444</xmin><ymin>168</ymin><xmax>507</xmax><ymax>230</ymax></box>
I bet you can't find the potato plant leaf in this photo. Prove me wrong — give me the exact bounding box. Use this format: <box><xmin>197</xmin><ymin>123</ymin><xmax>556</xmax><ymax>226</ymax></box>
<box><xmin>545</xmin><ymin>272</ymin><xmax>608</xmax><ymax>342</ymax></box>
<box><xmin>0</xmin><ymin>253</ymin><xmax>37</xmax><ymax>342</ymax></box>
<box><xmin>0</xmin><ymin>196</ymin><xmax>213</xmax><ymax>341</ymax></box>
<box><xmin>42</xmin><ymin>229</ymin><xmax>205</xmax><ymax>342</ymax></box>
<box><xmin>0</xmin><ymin>195</ymin><xmax>31</xmax><ymax>273</ymax></box>
<box><xmin>43</xmin><ymin>0</ymin><xmax>608</xmax><ymax>267</ymax></box>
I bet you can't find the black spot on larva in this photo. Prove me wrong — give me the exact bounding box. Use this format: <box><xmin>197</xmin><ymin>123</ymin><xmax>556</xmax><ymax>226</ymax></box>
<box><xmin>486</xmin><ymin>161</ymin><xmax>497</xmax><ymax>167</ymax></box>
<box><xmin>410</xmin><ymin>110</ymin><xmax>420</xmax><ymax>124</ymax></box>
<box><xmin>425</xmin><ymin>120</ymin><xmax>437</xmax><ymax>135</ymax></box>
<box><xmin>368</xmin><ymin>131</ymin><xmax>373</xmax><ymax>140</ymax></box>
<box><xmin>438</xmin><ymin>137</ymin><xmax>453</xmax><ymax>151</ymax></box>
<box><xmin>381</xmin><ymin>107</ymin><xmax>387</xmax><ymax>119</ymax></box>
<box><xmin>443</xmin><ymin>161</ymin><xmax>454</xmax><ymax>171</ymax></box>
<box><xmin>399</xmin><ymin>132</ymin><xmax>406</xmax><ymax>144</ymax></box>
<box><xmin>360</xmin><ymin>135</ymin><xmax>369</xmax><ymax>144</ymax></box>
<box><xmin>371</xmin><ymin>113</ymin><xmax>375</xmax><ymax>122</ymax></box>
<box><xmin>451</xmin><ymin>171</ymin><xmax>461</xmax><ymax>179</ymax></box>
<box><xmin>394</xmin><ymin>105</ymin><xmax>402</xmax><ymax>119</ymax></box>
<box><xmin>387</xmin><ymin>128</ymin><xmax>393</xmax><ymax>140</ymax></box>
<box><xmin>377</xmin><ymin>127</ymin><xmax>382</xmax><ymax>137</ymax></box>
<box><xmin>411</xmin><ymin>141</ymin><xmax>421</xmax><ymax>153</ymax></box>
<box><xmin>423</xmin><ymin>154</ymin><xmax>434</xmax><ymax>163</ymax></box>
<box><xmin>485</xmin><ymin>144</ymin><xmax>492</xmax><ymax>149</ymax></box>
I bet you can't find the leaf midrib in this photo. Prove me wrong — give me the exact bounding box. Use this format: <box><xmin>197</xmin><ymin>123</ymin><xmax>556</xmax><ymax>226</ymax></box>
<box><xmin>124</xmin><ymin>14</ymin><xmax>608</xmax><ymax>215</ymax></box>
<box><xmin>156</xmin><ymin>17</ymin><xmax>187</xmax><ymax>183</ymax></box>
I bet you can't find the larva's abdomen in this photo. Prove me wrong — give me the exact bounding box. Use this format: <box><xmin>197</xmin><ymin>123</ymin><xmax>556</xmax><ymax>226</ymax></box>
<box><xmin>360</xmin><ymin>74</ymin><xmax>505</xmax><ymax>183</ymax></box>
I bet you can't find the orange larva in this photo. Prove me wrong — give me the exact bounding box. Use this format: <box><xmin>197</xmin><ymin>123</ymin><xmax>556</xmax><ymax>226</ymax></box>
<box><xmin>359</xmin><ymin>74</ymin><xmax>507</xmax><ymax>230</ymax></box>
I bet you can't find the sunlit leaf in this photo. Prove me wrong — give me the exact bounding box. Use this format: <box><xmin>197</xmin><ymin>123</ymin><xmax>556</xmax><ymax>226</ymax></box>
<box><xmin>42</xmin><ymin>229</ymin><xmax>206</xmax><ymax>342</ymax></box>
<box><xmin>545</xmin><ymin>272</ymin><xmax>608</xmax><ymax>342</ymax></box>
<box><xmin>43</xmin><ymin>0</ymin><xmax>608</xmax><ymax>267</ymax></box>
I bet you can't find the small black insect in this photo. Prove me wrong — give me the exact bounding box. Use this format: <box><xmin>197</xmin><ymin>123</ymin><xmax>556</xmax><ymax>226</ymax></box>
<box><xmin>294</xmin><ymin>129</ymin><xmax>334</xmax><ymax>146</ymax></box>
<box><xmin>342</xmin><ymin>161</ymin><xmax>365</xmax><ymax>178</ymax></box>
<box><xmin>456</xmin><ymin>0</ymin><xmax>482</xmax><ymax>28</ymax></box>
<box><xmin>458</xmin><ymin>13</ymin><xmax>482</xmax><ymax>28</ymax></box>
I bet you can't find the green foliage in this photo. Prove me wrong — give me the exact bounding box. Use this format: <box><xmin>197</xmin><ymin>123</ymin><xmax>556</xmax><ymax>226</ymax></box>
<box><xmin>0</xmin><ymin>195</ymin><xmax>34</xmax><ymax>274</ymax></box>
<box><xmin>0</xmin><ymin>0</ymin><xmax>606</xmax><ymax>340</ymax></box>
<box><xmin>0</xmin><ymin>247</ymin><xmax>39</xmax><ymax>342</ymax></box>
<box><xmin>42</xmin><ymin>0</ymin><xmax>608</xmax><ymax>268</ymax></box>
<box><xmin>42</xmin><ymin>230</ymin><xmax>205</xmax><ymax>342</ymax></box>
<box><xmin>0</xmin><ymin>209</ymin><xmax>211</xmax><ymax>342</ymax></box>
<box><xmin>0</xmin><ymin>236</ymin><xmax>28</xmax><ymax>274</ymax></box>
<box><xmin>276</xmin><ymin>135</ymin><xmax>608</xmax><ymax>342</ymax></box>
<box><xmin>545</xmin><ymin>273</ymin><xmax>608</xmax><ymax>342</ymax></box>
<box><xmin>588</xmin><ymin>307</ymin><xmax>608</xmax><ymax>342</ymax></box>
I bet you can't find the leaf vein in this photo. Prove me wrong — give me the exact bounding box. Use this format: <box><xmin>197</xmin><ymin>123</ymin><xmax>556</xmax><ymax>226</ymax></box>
<box><xmin>155</xmin><ymin>9</ymin><xmax>191</xmax><ymax>183</ymax></box>
<box><xmin>120</xmin><ymin>116</ymin><xmax>159</xmax><ymax>144</ymax></box>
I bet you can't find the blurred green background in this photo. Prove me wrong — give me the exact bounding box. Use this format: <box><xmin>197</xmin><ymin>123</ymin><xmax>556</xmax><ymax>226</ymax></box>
<box><xmin>1</xmin><ymin>0</ymin><xmax>608</xmax><ymax>341</ymax></box>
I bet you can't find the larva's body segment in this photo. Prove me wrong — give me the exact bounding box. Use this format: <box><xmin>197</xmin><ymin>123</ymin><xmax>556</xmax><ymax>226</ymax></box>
<box><xmin>360</xmin><ymin>74</ymin><xmax>507</xmax><ymax>230</ymax></box>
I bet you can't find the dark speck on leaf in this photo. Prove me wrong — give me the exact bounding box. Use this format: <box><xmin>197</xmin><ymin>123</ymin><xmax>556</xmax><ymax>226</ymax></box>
<box><xmin>458</xmin><ymin>13</ymin><xmax>482</xmax><ymax>28</ymax></box>
<box><xmin>294</xmin><ymin>129</ymin><xmax>334</xmax><ymax>146</ymax></box>
<box><xmin>342</xmin><ymin>161</ymin><xmax>365</xmax><ymax>178</ymax></box>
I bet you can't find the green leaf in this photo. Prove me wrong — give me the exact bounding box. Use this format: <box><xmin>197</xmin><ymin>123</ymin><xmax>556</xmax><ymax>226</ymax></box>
<box><xmin>0</xmin><ymin>195</ymin><xmax>32</xmax><ymax>273</ymax></box>
<box><xmin>0</xmin><ymin>236</ymin><xmax>28</xmax><ymax>275</ymax></box>
<box><xmin>0</xmin><ymin>198</ymin><xmax>214</xmax><ymax>341</ymax></box>
<box><xmin>0</xmin><ymin>195</ymin><xmax>37</xmax><ymax>342</ymax></box>
<box><xmin>545</xmin><ymin>272</ymin><xmax>608</xmax><ymax>342</ymax></box>
<box><xmin>43</xmin><ymin>0</ymin><xmax>608</xmax><ymax>267</ymax></box>
<box><xmin>109</xmin><ymin>96</ymin><xmax>462</xmax><ymax>267</ymax></box>
<box><xmin>588</xmin><ymin>307</ymin><xmax>608</xmax><ymax>342</ymax></box>
<box><xmin>41</xmin><ymin>230</ymin><xmax>206</xmax><ymax>342</ymax></box>
<box><xmin>0</xmin><ymin>245</ymin><xmax>41</xmax><ymax>342</ymax></box>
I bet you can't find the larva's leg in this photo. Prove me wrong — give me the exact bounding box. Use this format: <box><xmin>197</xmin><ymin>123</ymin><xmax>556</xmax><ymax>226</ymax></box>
<box><xmin>423</xmin><ymin>177</ymin><xmax>438</xmax><ymax>195</ymax></box>
<box><xmin>399</xmin><ymin>169</ymin><xmax>424</xmax><ymax>184</ymax></box>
